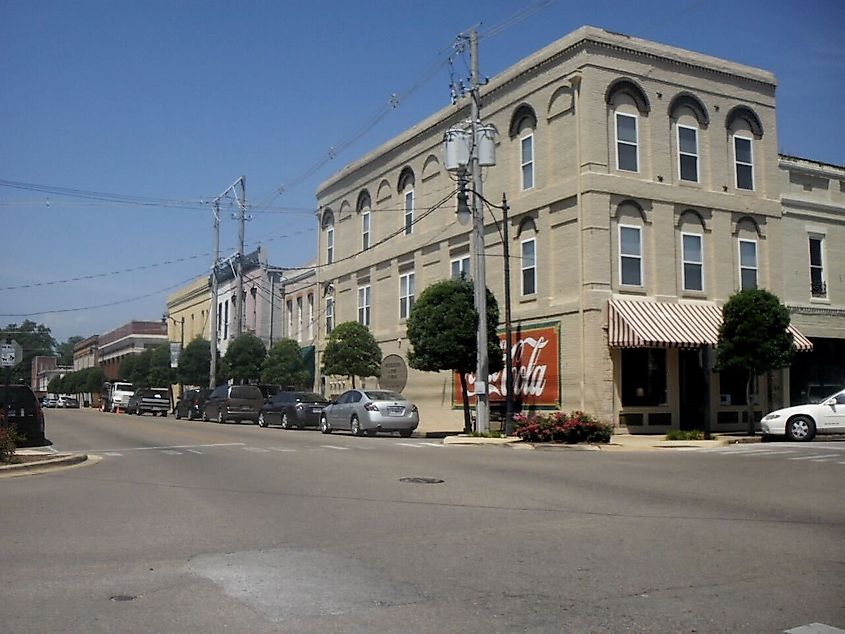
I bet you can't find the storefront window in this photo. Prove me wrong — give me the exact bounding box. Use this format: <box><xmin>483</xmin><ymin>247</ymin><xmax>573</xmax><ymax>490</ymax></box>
<box><xmin>621</xmin><ymin>348</ymin><xmax>667</xmax><ymax>406</ymax></box>
<box><xmin>718</xmin><ymin>367</ymin><xmax>748</xmax><ymax>406</ymax></box>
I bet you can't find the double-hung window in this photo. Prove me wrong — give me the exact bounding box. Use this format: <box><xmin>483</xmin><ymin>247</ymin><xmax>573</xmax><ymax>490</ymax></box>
<box><xmin>678</xmin><ymin>125</ymin><xmax>699</xmax><ymax>182</ymax></box>
<box><xmin>451</xmin><ymin>256</ymin><xmax>470</xmax><ymax>280</ymax></box>
<box><xmin>404</xmin><ymin>190</ymin><xmax>414</xmax><ymax>235</ymax></box>
<box><xmin>734</xmin><ymin>136</ymin><xmax>754</xmax><ymax>190</ymax></box>
<box><xmin>521</xmin><ymin>133</ymin><xmax>534</xmax><ymax>190</ymax></box>
<box><xmin>681</xmin><ymin>233</ymin><xmax>703</xmax><ymax>292</ymax></box>
<box><xmin>307</xmin><ymin>294</ymin><xmax>314</xmax><ymax>339</ymax></box>
<box><xmin>809</xmin><ymin>236</ymin><xmax>826</xmax><ymax>297</ymax></box>
<box><xmin>399</xmin><ymin>272</ymin><xmax>415</xmax><ymax>320</ymax></box>
<box><xmin>358</xmin><ymin>285</ymin><xmax>371</xmax><ymax>326</ymax></box>
<box><xmin>326</xmin><ymin>226</ymin><xmax>334</xmax><ymax>264</ymax></box>
<box><xmin>521</xmin><ymin>238</ymin><xmax>536</xmax><ymax>295</ymax></box>
<box><xmin>296</xmin><ymin>297</ymin><xmax>303</xmax><ymax>342</ymax></box>
<box><xmin>325</xmin><ymin>297</ymin><xmax>334</xmax><ymax>335</ymax></box>
<box><xmin>619</xmin><ymin>225</ymin><xmax>643</xmax><ymax>286</ymax></box>
<box><xmin>362</xmin><ymin>210</ymin><xmax>371</xmax><ymax>251</ymax></box>
<box><xmin>286</xmin><ymin>299</ymin><xmax>293</xmax><ymax>338</ymax></box>
<box><xmin>616</xmin><ymin>113</ymin><xmax>639</xmax><ymax>172</ymax></box>
<box><xmin>738</xmin><ymin>239</ymin><xmax>758</xmax><ymax>290</ymax></box>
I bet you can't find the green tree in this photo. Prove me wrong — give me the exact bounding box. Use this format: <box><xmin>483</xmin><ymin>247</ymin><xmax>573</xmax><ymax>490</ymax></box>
<box><xmin>47</xmin><ymin>375</ymin><xmax>63</xmax><ymax>394</ymax></box>
<box><xmin>406</xmin><ymin>278</ymin><xmax>504</xmax><ymax>433</ymax></box>
<box><xmin>82</xmin><ymin>366</ymin><xmax>104</xmax><ymax>394</ymax></box>
<box><xmin>118</xmin><ymin>354</ymin><xmax>145</xmax><ymax>386</ymax></box>
<box><xmin>1</xmin><ymin>320</ymin><xmax>57</xmax><ymax>384</ymax></box>
<box><xmin>56</xmin><ymin>336</ymin><xmax>84</xmax><ymax>365</ymax></box>
<box><xmin>178</xmin><ymin>337</ymin><xmax>212</xmax><ymax>387</ymax></box>
<box><xmin>262</xmin><ymin>339</ymin><xmax>310</xmax><ymax>388</ymax></box>
<box><xmin>716</xmin><ymin>289</ymin><xmax>796</xmax><ymax>435</ymax></box>
<box><xmin>146</xmin><ymin>345</ymin><xmax>175</xmax><ymax>387</ymax></box>
<box><xmin>223</xmin><ymin>333</ymin><xmax>266</xmax><ymax>384</ymax></box>
<box><xmin>321</xmin><ymin>321</ymin><xmax>381</xmax><ymax>388</ymax></box>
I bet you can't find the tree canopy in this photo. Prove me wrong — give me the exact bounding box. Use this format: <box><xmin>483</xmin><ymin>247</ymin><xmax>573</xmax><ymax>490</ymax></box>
<box><xmin>716</xmin><ymin>289</ymin><xmax>795</xmax><ymax>434</ymax></box>
<box><xmin>321</xmin><ymin>321</ymin><xmax>381</xmax><ymax>388</ymax></box>
<box><xmin>406</xmin><ymin>277</ymin><xmax>504</xmax><ymax>432</ymax></box>
<box><xmin>1</xmin><ymin>320</ymin><xmax>57</xmax><ymax>384</ymax></box>
<box><xmin>117</xmin><ymin>345</ymin><xmax>174</xmax><ymax>388</ymax></box>
<box><xmin>177</xmin><ymin>336</ymin><xmax>212</xmax><ymax>387</ymax></box>
<box><xmin>223</xmin><ymin>333</ymin><xmax>267</xmax><ymax>384</ymax></box>
<box><xmin>261</xmin><ymin>338</ymin><xmax>310</xmax><ymax>388</ymax></box>
<box><xmin>56</xmin><ymin>336</ymin><xmax>84</xmax><ymax>365</ymax></box>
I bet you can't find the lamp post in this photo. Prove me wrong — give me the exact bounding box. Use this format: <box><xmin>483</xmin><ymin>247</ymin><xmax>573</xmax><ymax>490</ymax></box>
<box><xmin>457</xmin><ymin>190</ymin><xmax>514</xmax><ymax>435</ymax></box>
<box><xmin>163</xmin><ymin>314</ymin><xmax>185</xmax><ymax>400</ymax></box>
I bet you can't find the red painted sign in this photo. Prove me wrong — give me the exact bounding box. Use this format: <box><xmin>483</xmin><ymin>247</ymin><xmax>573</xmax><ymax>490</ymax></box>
<box><xmin>453</xmin><ymin>321</ymin><xmax>561</xmax><ymax>409</ymax></box>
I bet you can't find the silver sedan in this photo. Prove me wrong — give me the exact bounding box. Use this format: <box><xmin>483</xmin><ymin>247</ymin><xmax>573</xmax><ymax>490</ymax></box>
<box><xmin>319</xmin><ymin>389</ymin><xmax>419</xmax><ymax>437</ymax></box>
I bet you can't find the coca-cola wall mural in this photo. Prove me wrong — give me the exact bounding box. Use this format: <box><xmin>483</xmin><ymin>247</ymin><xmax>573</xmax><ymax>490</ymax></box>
<box><xmin>452</xmin><ymin>320</ymin><xmax>561</xmax><ymax>410</ymax></box>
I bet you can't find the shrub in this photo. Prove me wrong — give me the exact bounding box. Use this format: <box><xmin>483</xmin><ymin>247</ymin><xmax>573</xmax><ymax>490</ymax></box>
<box><xmin>513</xmin><ymin>410</ymin><xmax>612</xmax><ymax>444</ymax></box>
<box><xmin>665</xmin><ymin>429</ymin><xmax>705</xmax><ymax>441</ymax></box>
<box><xmin>0</xmin><ymin>423</ymin><xmax>23</xmax><ymax>463</ymax></box>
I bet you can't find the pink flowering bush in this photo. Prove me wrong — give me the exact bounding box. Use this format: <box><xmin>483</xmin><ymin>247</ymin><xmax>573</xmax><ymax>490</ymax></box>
<box><xmin>513</xmin><ymin>410</ymin><xmax>612</xmax><ymax>444</ymax></box>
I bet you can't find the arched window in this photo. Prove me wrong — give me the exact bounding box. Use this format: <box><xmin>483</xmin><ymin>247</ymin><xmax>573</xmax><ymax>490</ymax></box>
<box><xmin>510</xmin><ymin>104</ymin><xmax>538</xmax><ymax>191</ymax></box>
<box><xmin>606</xmin><ymin>80</ymin><xmax>649</xmax><ymax>174</ymax></box>
<box><xmin>726</xmin><ymin>106</ymin><xmax>763</xmax><ymax>191</ymax></box>
<box><xmin>669</xmin><ymin>94</ymin><xmax>708</xmax><ymax>184</ymax></box>
<box><xmin>615</xmin><ymin>201</ymin><xmax>647</xmax><ymax>288</ymax></box>
<box><xmin>678</xmin><ymin>210</ymin><xmax>706</xmax><ymax>292</ymax></box>
<box><xmin>357</xmin><ymin>190</ymin><xmax>372</xmax><ymax>251</ymax></box>
<box><xmin>322</xmin><ymin>208</ymin><xmax>335</xmax><ymax>264</ymax></box>
<box><xmin>398</xmin><ymin>167</ymin><xmax>415</xmax><ymax>235</ymax></box>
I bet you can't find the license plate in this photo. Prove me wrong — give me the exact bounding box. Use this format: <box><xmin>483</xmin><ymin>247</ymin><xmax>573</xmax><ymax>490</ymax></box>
<box><xmin>312</xmin><ymin>407</ymin><xmax>322</xmax><ymax>413</ymax></box>
<box><xmin>387</xmin><ymin>406</ymin><xmax>403</xmax><ymax>416</ymax></box>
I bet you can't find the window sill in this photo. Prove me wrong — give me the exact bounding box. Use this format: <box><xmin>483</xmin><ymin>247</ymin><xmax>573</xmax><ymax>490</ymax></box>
<box><xmin>519</xmin><ymin>294</ymin><xmax>538</xmax><ymax>304</ymax></box>
<box><xmin>809</xmin><ymin>296</ymin><xmax>830</xmax><ymax>304</ymax></box>
<box><xmin>618</xmin><ymin>285</ymin><xmax>647</xmax><ymax>295</ymax></box>
<box><xmin>681</xmin><ymin>290</ymin><xmax>707</xmax><ymax>299</ymax></box>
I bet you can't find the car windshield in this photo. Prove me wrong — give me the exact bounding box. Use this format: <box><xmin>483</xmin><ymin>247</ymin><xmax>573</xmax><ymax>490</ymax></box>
<box><xmin>364</xmin><ymin>390</ymin><xmax>405</xmax><ymax>401</ymax></box>
<box><xmin>115</xmin><ymin>383</ymin><xmax>134</xmax><ymax>392</ymax></box>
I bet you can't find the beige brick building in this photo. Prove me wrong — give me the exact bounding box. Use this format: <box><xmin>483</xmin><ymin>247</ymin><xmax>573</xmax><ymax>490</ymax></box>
<box><xmin>314</xmin><ymin>26</ymin><xmax>843</xmax><ymax>434</ymax></box>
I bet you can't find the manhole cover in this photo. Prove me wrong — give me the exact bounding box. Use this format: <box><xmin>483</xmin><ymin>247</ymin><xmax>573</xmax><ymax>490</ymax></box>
<box><xmin>399</xmin><ymin>477</ymin><xmax>444</xmax><ymax>484</ymax></box>
<box><xmin>110</xmin><ymin>595</ymin><xmax>137</xmax><ymax>602</ymax></box>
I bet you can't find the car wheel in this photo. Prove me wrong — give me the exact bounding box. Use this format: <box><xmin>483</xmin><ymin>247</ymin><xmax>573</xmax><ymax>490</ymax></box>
<box><xmin>320</xmin><ymin>415</ymin><xmax>331</xmax><ymax>434</ymax></box>
<box><xmin>258</xmin><ymin>412</ymin><xmax>267</xmax><ymax>428</ymax></box>
<box><xmin>217</xmin><ymin>408</ymin><xmax>226</xmax><ymax>424</ymax></box>
<box><xmin>280</xmin><ymin>413</ymin><xmax>291</xmax><ymax>430</ymax></box>
<box><xmin>785</xmin><ymin>415</ymin><xmax>816</xmax><ymax>442</ymax></box>
<box><xmin>350</xmin><ymin>416</ymin><xmax>363</xmax><ymax>437</ymax></box>
<box><xmin>399</xmin><ymin>429</ymin><xmax>413</xmax><ymax>438</ymax></box>
<box><xmin>161</xmin><ymin>411</ymin><xmax>167</xmax><ymax>418</ymax></box>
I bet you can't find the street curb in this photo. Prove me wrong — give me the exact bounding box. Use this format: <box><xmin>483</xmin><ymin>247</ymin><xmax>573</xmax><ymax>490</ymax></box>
<box><xmin>0</xmin><ymin>453</ymin><xmax>89</xmax><ymax>477</ymax></box>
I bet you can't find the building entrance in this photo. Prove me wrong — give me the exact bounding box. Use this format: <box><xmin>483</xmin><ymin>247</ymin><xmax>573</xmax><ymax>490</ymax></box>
<box><xmin>679</xmin><ymin>349</ymin><xmax>707</xmax><ymax>431</ymax></box>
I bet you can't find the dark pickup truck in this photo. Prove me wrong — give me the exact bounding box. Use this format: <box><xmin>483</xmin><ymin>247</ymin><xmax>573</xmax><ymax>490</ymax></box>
<box><xmin>126</xmin><ymin>388</ymin><xmax>171</xmax><ymax>417</ymax></box>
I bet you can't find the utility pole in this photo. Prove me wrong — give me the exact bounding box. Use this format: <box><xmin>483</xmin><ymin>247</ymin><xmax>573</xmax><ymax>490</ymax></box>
<box><xmin>210</xmin><ymin>200</ymin><xmax>220</xmax><ymax>388</ymax></box>
<box><xmin>469</xmin><ymin>28</ymin><xmax>490</xmax><ymax>434</ymax></box>
<box><xmin>235</xmin><ymin>175</ymin><xmax>246</xmax><ymax>338</ymax></box>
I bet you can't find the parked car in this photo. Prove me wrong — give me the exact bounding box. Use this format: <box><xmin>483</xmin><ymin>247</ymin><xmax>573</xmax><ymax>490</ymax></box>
<box><xmin>57</xmin><ymin>396</ymin><xmax>80</xmax><ymax>408</ymax></box>
<box><xmin>174</xmin><ymin>388</ymin><xmax>213</xmax><ymax>421</ymax></box>
<box><xmin>258</xmin><ymin>391</ymin><xmax>329</xmax><ymax>429</ymax></box>
<box><xmin>0</xmin><ymin>384</ymin><xmax>46</xmax><ymax>446</ymax></box>
<box><xmin>125</xmin><ymin>388</ymin><xmax>171</xmax><ymax>416</ymax></box>
<box><xmin>202</xmin><ymin>384</ymin><xmax>265</xmax><ymax>424</ymax></box>
<box><xmin>319</xmin><ymin>389</ymin><xmax>419</xmax><ymax>437</ymax></box>
<box><xmin>761</xmin><ymin>388</ymin><xmax>845</xmax><ymax>441</ymax></box>
<box><xmin>41</xmin><ymin>397</ymin><xmax>57</xmax><ymax>408</ymax></box>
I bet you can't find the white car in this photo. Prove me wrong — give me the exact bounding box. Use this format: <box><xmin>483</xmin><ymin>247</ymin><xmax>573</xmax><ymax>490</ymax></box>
<box><xmin>760</xmin><ymin>389</ymin><xmax>845</xmax><ymax>441</ymax></box>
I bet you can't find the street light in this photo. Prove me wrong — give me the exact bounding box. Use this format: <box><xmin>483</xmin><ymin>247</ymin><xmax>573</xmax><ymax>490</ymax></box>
<box><xmin>457</xmin><ymin>190</ymin><xmax>515</xmax><ymax>435</ymax></box>
<box><xmin>162</xmin><ymin>314</ymin><xmax>185</xmax><ymax>400</ymax></box>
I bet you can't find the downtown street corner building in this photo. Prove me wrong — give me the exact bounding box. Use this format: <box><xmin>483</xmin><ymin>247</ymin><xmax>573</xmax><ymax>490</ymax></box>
<box><xmin>313</xmin><ymin>26</ymin><xmax>844</xmax><ymax>435</ymax></box>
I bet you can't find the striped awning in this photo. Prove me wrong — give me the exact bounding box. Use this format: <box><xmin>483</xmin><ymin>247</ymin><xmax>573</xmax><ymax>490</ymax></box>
<box><xmin>607</xmin><ymin>299</ymin><xmax>813</xmax><ymax>351</ymax></box>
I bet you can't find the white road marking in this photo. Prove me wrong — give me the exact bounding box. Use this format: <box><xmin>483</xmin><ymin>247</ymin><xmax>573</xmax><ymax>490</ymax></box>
<box><xmin>103</xmin><ymin>452</ymin><xmax>123</xmax><ymax>457</ymax></box>
<box><xmin>79</xmin><ymin>442</ymin><xmax>245</xmax><ymax>453</ymax></box>
<box><xmin>160</xmin><ymin>450</ymin><xmax>182</xmax><ymax>455</ymax></box>
<box><xmin>785</xmin><ymin>622</ymin><xmax>845</xmax><ymax>633</ymax></box>
<box><xmin>320</xmin><ymin>445</ymin><xmax>349</xmax><ymax>451</ymax></box>
<box><xmin>268</xmin><ymin>447</ymin><xmax>296</xmax><ymax>452</ymax></box>
<box><xmin>242</xmin><ymin>447</ymin><xmax>270</xmax><ymax>453</ymax></box>
<box><xmin>788</xmin><ymin>453</ymin><xmax>839</xmax><ymax>461</ymax></box>
<box><xmin>420</xmin><ymin>442</ymin><xmax>444</xmax><ymax>447</ymax></box>
<box><xmin>395</xmin><ymin>442</ymin><xmax>423</xmax><ymax>448</ymax></box>
<box><xmin>186</xmin><ymin>449</ymin><xmax>203</xmax><ymax>454</ymax></box>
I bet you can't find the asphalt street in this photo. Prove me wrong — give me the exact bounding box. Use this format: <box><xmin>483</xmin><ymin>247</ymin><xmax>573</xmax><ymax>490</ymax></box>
<box><xmin>1</xmin><ymin>408</ymin><xmax>843</xmax><ymax>633</ymax></box>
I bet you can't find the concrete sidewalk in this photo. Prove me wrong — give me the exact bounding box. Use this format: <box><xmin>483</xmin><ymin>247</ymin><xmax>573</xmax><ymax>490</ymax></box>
<box><xmin>441</xmin><ymin>430</ymin><xmax>762</xmax><ymax>451</ymax></box>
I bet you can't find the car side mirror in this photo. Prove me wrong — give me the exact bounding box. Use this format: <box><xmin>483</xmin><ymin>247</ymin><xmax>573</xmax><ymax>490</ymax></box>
<box><xmin>824</xmin><ymin>398</ymin><xmax>837</xmax><ymax>406</ymax></box>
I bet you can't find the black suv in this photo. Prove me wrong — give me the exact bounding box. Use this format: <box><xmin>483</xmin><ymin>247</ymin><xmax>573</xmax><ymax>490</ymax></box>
<box><xmin>174</xmin><ymin>388</ymin><xmax>212</xmax><ymax>420</ymax></box>
<box><xmin>202</xmin><ymin>384</ymin><xmax>265</xmax><ymax>424</ymax></box>
<box><xmin>0</xmin><ymin>384</ymin><xmax>46</xmax><ymax>446</ymax></box>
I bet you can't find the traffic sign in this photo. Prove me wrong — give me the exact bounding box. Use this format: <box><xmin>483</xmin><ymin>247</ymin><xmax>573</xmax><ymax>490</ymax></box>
<box><xmin>1</xmin><ymin>340</ymin><xmax>23</xmax><ymax>368</ymax></box>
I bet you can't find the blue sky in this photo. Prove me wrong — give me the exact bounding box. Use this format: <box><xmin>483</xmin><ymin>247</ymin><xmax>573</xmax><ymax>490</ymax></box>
<box><xmin>1</xmin><ymin>0</ymin><xmax>843</xmax><ymax>344</ymax></box>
